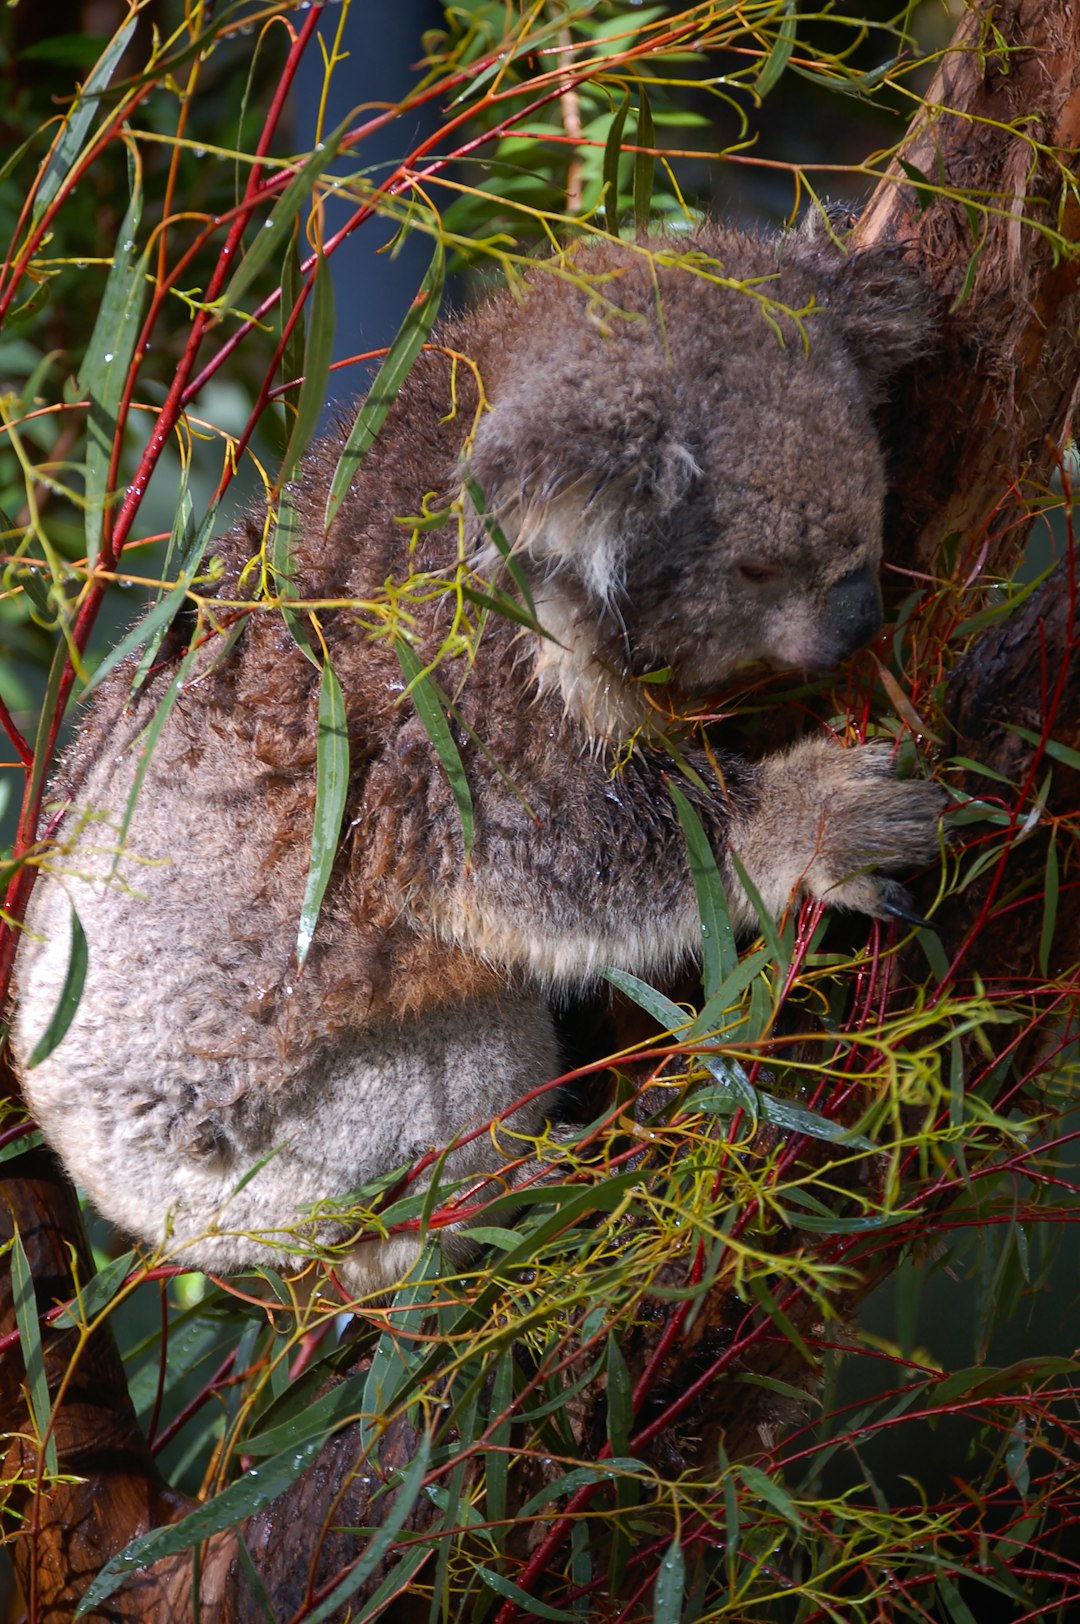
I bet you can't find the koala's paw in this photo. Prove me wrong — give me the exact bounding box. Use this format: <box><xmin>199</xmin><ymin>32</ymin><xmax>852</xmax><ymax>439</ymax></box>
<box><xmin>730</xmin><ymin>736</ymin><xmax>945</xmax><ymax>924</ymax></box>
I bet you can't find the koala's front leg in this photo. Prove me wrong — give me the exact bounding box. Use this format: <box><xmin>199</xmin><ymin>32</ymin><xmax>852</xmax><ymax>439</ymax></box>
<box><xmin>726</xmin><ymin>735</ymin><xmax>944</xmax><ymax>926</ymax></box>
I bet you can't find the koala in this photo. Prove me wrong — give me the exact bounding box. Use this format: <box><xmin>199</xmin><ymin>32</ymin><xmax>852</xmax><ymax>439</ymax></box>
<box><xmin>10</xmin><ymin>225</ymin><xmax>942</xmax><ymax>1296</ymax></box>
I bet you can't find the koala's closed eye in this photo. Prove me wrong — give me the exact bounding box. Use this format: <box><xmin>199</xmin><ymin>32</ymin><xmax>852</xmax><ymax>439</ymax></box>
<box><xmin>736</xmin><ymin>562</ymin><xmax>785</xmax><ymax>586</ymax></box>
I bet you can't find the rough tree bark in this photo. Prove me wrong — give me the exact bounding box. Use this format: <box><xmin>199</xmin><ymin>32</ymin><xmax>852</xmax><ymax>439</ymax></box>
<box><xmin>1</xmin><ymin>0</ymin><xmax>1078</xmax><ymax>1617</ymax></box>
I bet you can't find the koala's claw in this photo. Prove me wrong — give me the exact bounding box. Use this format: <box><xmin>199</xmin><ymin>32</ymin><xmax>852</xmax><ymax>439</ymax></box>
<box><xmin>876</xmin><ymin>882</ymin><xmax>932</xmax><ymax>931</ymax></box>
<box><xmin>730</xmin><ymin>736</ymin><xmax>945</xmax><ymax>927</ymax></box>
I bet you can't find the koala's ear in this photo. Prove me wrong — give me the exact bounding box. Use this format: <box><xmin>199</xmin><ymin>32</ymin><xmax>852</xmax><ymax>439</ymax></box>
<box><xmin>467</xmin><ymin>394</ymin><xmax>698</xmax><ymax>592</ymax></box>
<box><xmin>826</xmin><ymin>245</ymin><xmax>938</xmax><ymax>400</ymax></box>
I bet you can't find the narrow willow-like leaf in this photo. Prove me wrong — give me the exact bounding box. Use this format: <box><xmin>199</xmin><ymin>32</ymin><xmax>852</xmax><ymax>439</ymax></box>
<box><xmin>108</xmin><ymin>638</ymin><xmax>203</xmax><ymax>881</ymax></box>
<box><xmin>296</xmin><ymin>657</ymin><xmax>349</xmax><ymax>969</ymax></box>
<box><xmin>32</xmin><ymin>15</ymin><xmax>137</xmax><ymax>221</ymax></box>
<box><xmin>27</xmin><ymin>905</ymin><xmax>87</xmax><ymax>1068</ymax></box>
<box><xmin>302</xmin><ymin>1435</ymin><xmax>433</xmax><ymax>1624</ymax></box>
<box><xmin>81</xmin><ymin>574</ymin><xmax>193</xmax><ymax>697</ymax></box>
<box><xmin>271</xmin><ymin>484</ymin><xmax>318</xmax><ymax>664</ymax></box>
<box><xmin>599</xmin><ymin>966</ymin><xmax>689</xmax><ymax>1034</ymax></box>
<box><xmin>52</xmin><ymin>1249</ymin><xmax>137</xmax><ymax>1330</ymax></box>
<box><xmin>324</xmin><ymin>237</ymin><xmax>445</xmax><ymax>531</ymax></box>
<box><xmin>235</xmin><ymin>1535</ymin><xmax>276</xmax><ymax>1624</ymax></box>
<box><xmin>689</xmin><ymin>946</ymin><xmax>769</xmax><ymax>1040</ymax></box>
<box><xmin>726</xmin><ymin>850</ymin><xmax>790</xmax><ymax>974</ymax></box>
<box><xmin>515</xmin><ymin>1459</ymin><xmax>648</xmax><ymax>1519</ymax></box>
<box><xmin>394</xmin><ymin>639</ymin><xmax>474</xmax><ymax>863</ymax></box>
<box><xmin>279</xmin><ymin>229</ymin><xmax>306</xmax><ymax>415</ymax></box>
<box><xmin>11</xmin><ymin>1227</ymin><xmax>58</xmax><ymax>1477</ymax></box>
<box><xmin>605</xmin><ymin>1333</ymin><xmax>632</xmax><ymax>1457</ymax></box>
<box><xmin>755</xmin><ymin>1089</ymin><xmax>873</xmax><ymax>1150</ymax></box>
<box><xmin>463</xmin><ymin>474</ymin><xmax>538</xmax><ymax>620</ymax></box>
<box><xmin>79</xmin><ymin>193</ymin><xmax>150</xmax><ymax>568</ymax></box>
<box><xmin>76</xmin><ymin>1434</ymin><xmax>328</xmax><ymax>1613</ymax></box>
<box><xmin>746</xmin><ymin>1279</ymin><xmax>815</xmax><ymax>1371</ymax></box>
<box><xmin>668</xmin><ymin>781</ymin><xmax>737</xmax><ymax>995</ymax></box>
<box><xmin>756</xmin><ymin>0</ymin><xmax>796</xmax><ymax>96</ymax></box>
<box><xmin>652</xmin><ymin>1537</ymin><xmax>685</xmax><ymax>1624</ymax></box>
<box><xmin>603</xmin><ymin>91</ymin><xmax>632</xmax><ymax>238</ymax></box>
<box><xmin>280</xmin><ymin>247</ymin><xmax>335</xmax><ymax>485</ymax></box>
<box><xmin>216</xmin><ymin>115</ymin><xmax>351</xmax><ymax>316</ymax></box>
<box><xmin>243</xmin><ymin>1373</ymin><xmax>366</xmax><ymax>1457</ymax></box>
<box><xmin>1040</xmin><ymin>831</ymin><xmax>1059</xmax><ymax>978</ymax></box>
<box><xmin>359</xmin><ymin>1247</ymin><xmax>440</xmax><ymax>1457</ymax></box>
<box><xmin>475</xmin><ymin>1570</ymin><xmax>577</xmax><ymax>1621</ymax></box>
<box><xmin>130</xmin><ymin>493</ymin><xmax>220</xmax><ymax>698</ymax></box>
<box><xmin>353</xmin><ymin>1546</ymin><xmax>431</xmax><ymax>1623</ymax></box>
<box><xmin>1006</xmin><ymin>720</ymin><xmax>1080</xmax><ymax>772</ymax></box>
<box><xmin>484</xmin><ymin>1352</ymin><xmax>514</xmax><ymax>1529</ymax></box>
<box><xmin>739</xmin><ymin>1461</ymin><xmax>804</xmax><ymax>1527</ymax></box>
<box><xmin>633</xmin><ymin>88</ymin><xmax>655</xmax><ymax>234</ymax></box>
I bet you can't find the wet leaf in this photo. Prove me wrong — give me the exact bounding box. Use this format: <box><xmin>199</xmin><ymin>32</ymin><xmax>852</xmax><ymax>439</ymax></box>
<box><xmin>325</xmin><ymin>237</ymin><xmax>445</xmax><ymax>531</ymax></box>
<box><xmin>296</xmin><ymin>657</ymin><xmax>349</xmax><ymax>968</ymax></box>
<box><xmin>26</xmin><ymin>904</ymin><xmax>87</xmax><ymax>1068</ymax></box>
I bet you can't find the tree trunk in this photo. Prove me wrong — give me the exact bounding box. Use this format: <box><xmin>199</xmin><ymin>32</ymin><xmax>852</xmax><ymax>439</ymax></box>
<box><xmin>2</xmin><ymin>1</ymin><xmax>1078</xmax><ymax>1617</ymax></box>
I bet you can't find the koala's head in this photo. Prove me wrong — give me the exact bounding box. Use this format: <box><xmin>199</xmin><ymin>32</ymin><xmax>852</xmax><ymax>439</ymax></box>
<box><xmin>467</xmin><ymin>225</ymin><xmax>933</xmax><ymax>733</ymax></box>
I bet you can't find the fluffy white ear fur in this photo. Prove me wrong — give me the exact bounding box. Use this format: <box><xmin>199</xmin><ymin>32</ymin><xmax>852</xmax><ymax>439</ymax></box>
<box><xmin>469</xmin><ymin>432</ymin><xmax>700</xmax><ymax>606</ymax></box>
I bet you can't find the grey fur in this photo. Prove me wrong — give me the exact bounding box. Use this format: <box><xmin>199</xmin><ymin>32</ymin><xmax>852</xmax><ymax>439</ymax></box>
<box><xmin>10</xmin><ymin>227</ymin><xmax>942</xmax><ymax>1296</ymax></box>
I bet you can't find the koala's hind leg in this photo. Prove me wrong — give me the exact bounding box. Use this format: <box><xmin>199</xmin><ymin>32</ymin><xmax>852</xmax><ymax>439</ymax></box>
<box><xmin>16</xmin><ymin>988</ymin><xmax>559</xmax><ymax>1300</ymax></box>
<box><xmin>728</xmin><ymin>736</ymin><xmax>944</xmax><ymax>926</ymax></box>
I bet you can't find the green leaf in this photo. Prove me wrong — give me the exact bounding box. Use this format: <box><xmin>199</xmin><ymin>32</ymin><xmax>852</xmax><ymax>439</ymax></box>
<box><xmin>898</xmin><ymin>157</ymin><xmax>935</xmax><ymax>213</ymax></box>
<box><xmin>484</xmin><ymin>1351</ymin><xmax>514</xmax><ymax>1528</ymax></box>
<box><xmin>26</xmin><ymin>904</ymin><xmax>88</xmax><ymax>1068</ymax></box>
<box><xmin>354</xmin><ymin>1545</ymin><xmax>430</xmax><ymax>1621</ymax></box>
<box><xmin>746</xmin><ymin>1278</ymin><xmax>816</xmax><ymax>1371</ymax></box>
<box><xmin>633</xmin><ymin>88</ymin><xmax>655</xmax><ymax>233</ymax></box>
<box><xmin>739</xmin><ymin>1462</ymin><xmax>803</xmax><ymax>1528</ymax></box>
<box><xmin>77</xmin><ymin>153</ymin><xmax>147</xmax><ymax>569</ymax></box>
<box><xmin>395</xmin><ymin>640</ymin><xmax>474</xmax><ymax>863</ymax></box>
<box><xmin>325</xmin><ymin>237</ymin><xmax>445</xmax><ymax>531</ymax></box>
<box><xmin>515</xmin><ymin>1459</ymin><xmax>648</xmax><ymax>1518</ymax></box>
<box><xmin>726</xmin><ymin>851</ymin><xmax>790</xmax><ymax>974</ymax></box>
<box><xmin>271</xmin><ymin>483</ymin><xmax>318</xmax><ymax>663</ymax></box>
<box><xmin>216</xmin><ymin>115</ymin><xmax>351</xmax><ymax>316</ymax></box>
<box><xmin>52</xmin><ymin>1249</ymin><xmax>137</xmax><ymax>1329</ymax></box>
<box><xmin>359</xmin><ymin>1247</ymin><xmax>441</xmax><ymax>1457</ymax></box>
<box><xmin>475</xmin><ymin>1569</ymin><xmax>577</xmax><ymax>1620</ymax></box>
<box><xmin>464</xmin><ymin>475</ymin><xmax>537</xmax><ymax>621</ymax></box>
<box><xmin>1005</xmin><ymin>720</ymin><xmax>1080</xmax><ymax>772</ymax></box>
<box><xmin>242</xmin><ymin>1373</ymin><xmax>366</xmax><ymax>1457</ymax></box>
<box><xmin>32</xmin><ymin>14</ymin><xmax>137</xmax><ymax>222</ymax></box>
<box><xmin>688</xmin><ymin>946</ymin><xmax>769</xmax><ymax>1040</ymax></box>
<box><xmin>668</xmin><ymin>781</ymin><xmax>737</xmax><ymax>995</ymax></box>
<box><xmin>296</xmin><ymin>657</ymin><xmax>350</xmax><ymax>968</ymax></box>
<box><xmin>236</xmin><ymin>1534</ymin><xmax>277</xmax><ymax>1624</ymax></box>
<box><xmin>76</xmin><ymin>1434</ymin><xmax>329</xmax><ymax>1614</ymax></box>
<box><xmin>279</xmin><ymin>229</ymin><xmax>307</xmax><ymax>417</ymax></box>
<box><xmin>652</xmin><ymin>1537</ymin><xmax>685</xmax><ymax>1623</ymax></box>
<box><xmin>11</xmin><ymin>1227</ymin><xmax>58</xmax><ymax>1477</ymax></box>
<box><xmin>754</xmin><ymin>1091</ymin><xmax>874</xmax><ymax>1150</ymax></box>
<box><xmin>1040</xmin><ymin>830</ymin><xmax>1059</xmax><ymax>978</ymax></box>
<box><xmin>599</xmin><ymin>967</ymin><xmax>689</xmax><ymax>1034</ymax></box>
<box><xmin>81</xmin><ymin>579</ymin><xmax>195</xmax><ymax>697</ymax></box>
<box><xmin>280</xmin><ymin>247</ymin><xmax>336</xmax><ymax>485</ymax></box>
<box><xmin>603</xmin><ymin>91</ymin><xmax>631</xmax><ymax>238</ymax></box>
<box><xmin>756</xmin><ymin>1</ymin><xmax>796</xmax><ymax>97</ymax></box>
<box><xmin>606</xmin><ymin>1334</ymin><xmax>632</xmax><ymax>1457</ymax></box>
<box><xmin>302</xmin><ymin>1435</ymin><xmax>432</xmax><ymax>1624</ymax></box>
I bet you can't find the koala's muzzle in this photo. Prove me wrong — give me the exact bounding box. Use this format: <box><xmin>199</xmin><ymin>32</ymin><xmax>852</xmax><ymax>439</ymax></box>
<box><xmin>825</xmin><ymin>564</ymin><xmax>883</xmax><ymax>659</ymax></box>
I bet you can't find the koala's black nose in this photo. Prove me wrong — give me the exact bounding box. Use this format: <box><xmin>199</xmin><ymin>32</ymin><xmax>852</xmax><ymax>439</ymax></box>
<box><xmin>826</xmin><ymin>564</ymin><xmax>883</xmax><ymax>658</ymax></box>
